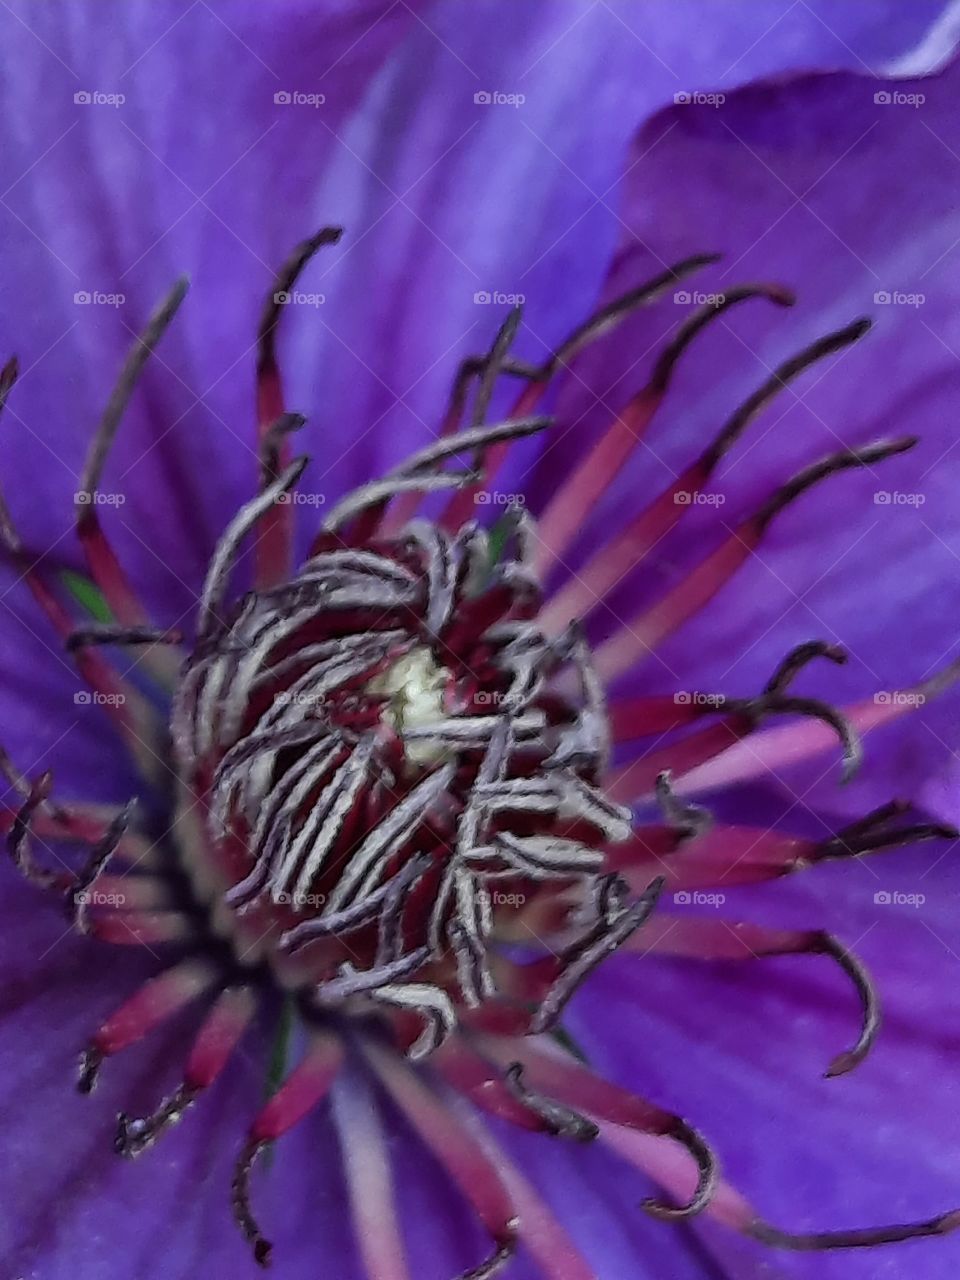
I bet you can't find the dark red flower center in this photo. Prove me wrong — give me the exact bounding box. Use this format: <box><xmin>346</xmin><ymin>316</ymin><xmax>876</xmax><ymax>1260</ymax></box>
<box><xmin>171</xmin><ymin>510</ymin><xmax>635</xmax><ymax>1054</ymax></box>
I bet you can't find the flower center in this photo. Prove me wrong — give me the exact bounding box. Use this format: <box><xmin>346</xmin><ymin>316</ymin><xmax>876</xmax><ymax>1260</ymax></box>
<box><xmin>369</xmin><ymin>646</ymin><xmax>451</xmax><ymax>766</ymax></box>
<box><xmin>168</xmin><ymin>514</ymin><xmax>632</xmax><ymax>1041</ymax></box>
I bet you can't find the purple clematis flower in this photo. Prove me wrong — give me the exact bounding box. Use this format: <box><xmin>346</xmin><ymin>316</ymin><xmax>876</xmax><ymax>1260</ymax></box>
<box><xmin>3</xmin><ymin>4</ymin><xmax>960</xmax><ymax>1279</ymax></box>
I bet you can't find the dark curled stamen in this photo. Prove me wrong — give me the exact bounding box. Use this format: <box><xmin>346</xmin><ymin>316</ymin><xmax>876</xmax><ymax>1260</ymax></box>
<box><xmin>77</xmin><ymin>277</ymin><xmax>189</xmax><ymax>511</ymax></box>
<box><xmin>0</xmin><ymin>356</ymin><xmax>20</xmax><ymax>550</ymax></box>
<box><xmin>762</xmin><ymin>640</ymin><xmax>846</xmax><ymax>696</ymax></box>
<box><xmin>77</xmin><ymin>1046</ymin><xmax>103</xmax><ymax>1094</ymax></box>
<box><xmin>8</xmin><ymin>771</ymin><xmax>61</xmax><ymax>889</ymax></box>
<box><xmin>760</xmin><ymin>694</ymin><xmax>862</xmax><ymax>782</ymax></box>
<box><xmin>116</xmin><ymin>1083</ymin><xmax>198</xmax><ymax>1157</ymax></box>
<box><xmin>748</xmin><ymin>1207</ymin><xmax>960</xmax><ymax>1252</ymax></box>
<box><xmin>469</xmin><ymin>306</ymin><xmax>523</xmax><ymax>433</ymax></box>
<box><xmin>387</xmin><ymin>416</ymin><xmax>552</xmax><ymax>481</ymax></box>
<box><xmin>655</xmin><ymin>771</ymin><xmax>712</xmax><ymax>840</ymax></box>
<box><xmin>232</xmin><ymin>1137</ymin><xmax>273</xmax><ymax>1267</ymax></box>
<box><xmin>66</xmin><ymin>624</ymin><xmax>183</xmax><ymax>653</ymax></box>
<box><xmin>257</xmin><ymin>227</ymin><xmax>342</xmax><ymax>380</ymax></box>
<box><xmin>641</xmin><ymin>1117</ymin><xmax>718</xmax><ymax>1220</ymax></box>
<box><xmin>543</xmin><ymin>253</ymin><xmax>721</xmax><ymax>375</ymax></box>
<box><xmin>809</xmin><ymin>934</ymin><xmax>880</xmax><ymax>1078</ymax></box>
<box><xmin>322</xmin><ymin>469</ymin><xmax>477</xmax><ymax>532</ymax></box>
<box><xmin>649</xmin><ymin>282</ymin><xmax>794</xmax><ymax>398</ymax></box>
<box><xmin>70</xmin><ymin>799</ymin><xmax>136</xmax><ymax>933</ymax></box>
<box><xmin>756</xmin><ymin>435</ymin><xmax>918</xmax><ymax>531</ymax></box>
<box><xmin>459</xmin><ymin>1239</ymin><xmax>516</xmax><ymax>1280</ymax></box>
<box><xmin>504</xmin><ymin>1062</ymin><xmax>598</xmax><ymax>1142</ymax></box>
<box><xmin>818</xmin><ymin>804</ymin><xmax>958</xmax><ymax>861</ymax></box>
<box><xmin>198</xmin><ymin>456</ymin><xmax>309</xmax><ymax>638</ymax></box>
<box><xmin>717</xmin><ymin>642</ymin><xmax>861</xmax><ymax>780</ymax></box>
<box><xmin>260</xmin><ymin>411</ymin><xmax>307</xmax><ymax>485</ymax></box>
<box><xmin>530</xmin><ymin>875</ymin><xmax>664</xmax><ymax>1033</ymax></box>
<box><xmin>700</xmin><ymin>317</ymin><xmax>869</xmax><ymax>473</ymax></box>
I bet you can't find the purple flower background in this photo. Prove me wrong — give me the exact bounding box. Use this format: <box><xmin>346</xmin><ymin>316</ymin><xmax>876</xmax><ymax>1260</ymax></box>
<box><xmin>2</xmin><ymin>3</ymin><xmax>960</xmax><ymax>1278</ymax></box>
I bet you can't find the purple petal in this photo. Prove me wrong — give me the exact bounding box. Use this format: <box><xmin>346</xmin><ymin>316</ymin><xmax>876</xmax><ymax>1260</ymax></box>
<box><xmin>525</xmin><ymin>58</ymin><xmax>960</xmax><ymax>813</ymax></box>
<box><xmin>567</xmin><ymin>840</ymin><xmax>960</xmax><ymax>1278</ymax></box>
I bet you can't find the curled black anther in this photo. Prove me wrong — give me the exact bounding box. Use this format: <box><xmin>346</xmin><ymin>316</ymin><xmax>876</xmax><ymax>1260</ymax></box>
<box><xmin>655</xmin><ymin>771</ymin><xmax>712</xmax><ymax>840</ymax></box>
<box><xmin>761</xmin><ymin>694</ymin><xmax>862</xmax><ymax>782</ymax></box>
<box><xmin>762</xmin><ymin>640</ymin><xmax>847</xmax><ymax>696</ymax></box>
<box><xmin>808</xmin><ymin>933</ymin><xmax>880</xmax><ymax>1078</ymax></box>
<box><xmin>504</xmin><ymin>1062</ymin><xmax>599</xmax><ymax>1142</ymax></box>
<box><xmin>640</xmin><ymin>1117</ymin><xmax>718</xmax><ymax>1220</ymax></box>
<box><xmin>70</xmin><ymin>799</ymin><xmax>136</xmax><ymax>933</ymax></box>
<box><xmin>749</xmin><ymin>1206</ymin><xmax>960</xmax><ymax>1251</ymax></box>
<box><xmin>8</xmin><ymin>771</ymin><xmax>61</xmax><ymax>889</ymax></box>
<box><xmin>458</xmin><ymin>1238</ymin><xmax>516</xmax><ymax>1280</ymax></box>
<box><xmin>77</xmin><ymin>1046</ymin><xmax>103</xmax><ymax>1094</ymax></box>
<box><xmin>116</xmin><ymin>1083</ymin><xmax>198</xmax><ymax>1157</ymax></box>
<box><xmin>66</xmin><ymin>625</ymin><xmax>183</xmax><ymax>653</ymax></box>
<box><xmin>257</xmin><ymin>227</ymin><xmax>342</xmax><ymax>380</ymax></box>
<box><xmin>232</xmin><ymin>1137</ymin><xmax>272</xmax><ymax>1267</ymax></box>
<box><xmin>819</xmin><ymin>804</ymin><xmax>958</xmax><ymax>861</ymax></box>
<box><xmin>260</xmin><ymin>411</ymin><xmax>307</xmax><ymax>485</ymax></box>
